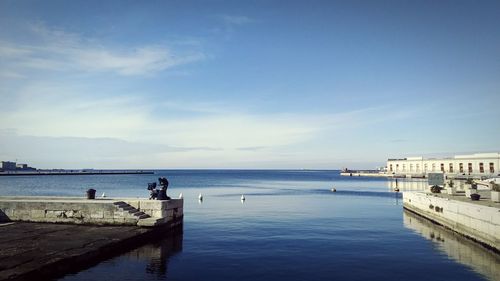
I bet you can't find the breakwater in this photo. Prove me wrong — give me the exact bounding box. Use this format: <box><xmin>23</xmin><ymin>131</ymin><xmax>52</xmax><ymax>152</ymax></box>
<box><xmin>0</xmin><ymin>170</ymin><xmax>154</xmax><ymax>176</ymax></box>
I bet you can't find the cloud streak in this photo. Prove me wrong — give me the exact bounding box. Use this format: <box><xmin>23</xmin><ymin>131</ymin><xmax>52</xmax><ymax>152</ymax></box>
<box><xmin>0</xmin><ymin>23</ymin><xmax>205</xmax><ymax>76</ymax></box>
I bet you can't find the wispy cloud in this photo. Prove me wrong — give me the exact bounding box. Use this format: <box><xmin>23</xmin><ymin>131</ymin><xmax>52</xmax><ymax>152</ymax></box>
<box><xmin>218</xmin><ymin>15</ymin><xmax>256</xmax><ymax>25</ymax></box>
<box><xmin>210</xmin><ymin>14</ymin><xmax>257</xmax><ymax>39</ymax></box>
<box><xmin>236</xmin><ymin>146</ymin><xmax>268</xmax><ymax>151</ymax></box>
<box><xmin>0</xmin><ymin>23</ymin><xmax>205</xmax><ymax>77</ymax></box>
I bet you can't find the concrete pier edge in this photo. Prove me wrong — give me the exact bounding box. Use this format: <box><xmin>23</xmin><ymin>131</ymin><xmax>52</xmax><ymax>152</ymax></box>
<box><xmin>403</xmin><ymin>206</ymin><xmax>499</xmax><ymax>254</ymax></box>
<box><xmin>0</xmin><ymin>218</ymin><xmax>183</xmax><ymax>281</ymax></box>
<box><xmin>403</xmin><ymin>191</ymin><xmax>500</xmax><ymax>253</ymax></box>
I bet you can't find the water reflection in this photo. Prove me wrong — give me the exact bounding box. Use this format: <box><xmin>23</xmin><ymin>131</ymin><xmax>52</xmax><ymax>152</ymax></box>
<box><xmin>403</xmin><ymin>210</ymin><xmax>500</xmax><ymax>281</ymax></box>
<box><xmin>123</xmin><ymin>232</ymin><xmax>183</xmax><ymax>279</ymax></box>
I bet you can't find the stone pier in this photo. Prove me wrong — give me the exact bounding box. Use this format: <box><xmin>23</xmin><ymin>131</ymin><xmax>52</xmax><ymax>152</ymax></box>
<box><xmin>0</xmin><ymin>196</ymin><xmax>184</xmax><ymax>280</ymax></box>
<box><xmin>0</xmin><ymin>196</ymin><xmax>183</xmax><ymax>227</ymax></box>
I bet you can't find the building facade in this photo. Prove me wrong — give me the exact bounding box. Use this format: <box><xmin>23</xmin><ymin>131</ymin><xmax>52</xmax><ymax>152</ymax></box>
<box><xmin>1</xmin><ymin>161</ymin><xmax>17</xmax><ymax>171</ymax></box>
<box><xmin>387</xmin><ymin>153</ymin><xmax>500</xmax><ymax>177</ymax></box>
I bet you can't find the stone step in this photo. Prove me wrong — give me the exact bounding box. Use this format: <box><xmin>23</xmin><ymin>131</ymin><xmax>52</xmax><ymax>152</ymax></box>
<box><xmin>137</xmin><ymin>214</ymin><xmax>150</xmax><ymax>219</ymax></box>
<box><xmin>112</xmin><ymin>201</ymin><xmax>127</xmax><ymax>206</ymax></box>
<box><xmin>136</xmin><ymin>217</ymin><xmax>166</xmax><ymax>227</ymax></box>
<box><xmin>113</xmin><ymin>201</ymin><xmax>151</xmax><ymax>220</ymax></box>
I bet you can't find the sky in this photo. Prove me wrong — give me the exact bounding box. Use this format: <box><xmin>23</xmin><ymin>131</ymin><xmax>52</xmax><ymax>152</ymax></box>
<box><xmin>0</xmin><ymin>0</ymin><xmax>499</xmax><ymax>169</ymax></box>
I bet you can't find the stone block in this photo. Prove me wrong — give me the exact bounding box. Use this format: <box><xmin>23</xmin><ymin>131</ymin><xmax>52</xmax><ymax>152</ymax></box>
<box><xmin>90</xmin><ymin>211</ymin><xmax>104</xmax><ymax>219</ymax></box>
<box><xmin>14</xmin><ymin>209</ymin><xmax>31</xmax><ymax>219</ymax></box>
<box><xmin>152</xmin><ymin>210</ymin><xmax>163</xmax><ymax>218</ymax></box>
<box><xmin>113</xmin><ymin>211</ymin><xmax>125</xmax><ymax>218</ymax></box>
<box><xmin>31</xmin><ymin>210</ymin><xmax>46</xmax><ymax>218</ymax></box>
<box><xmin>104</xmin><ymin>210</ymin><xmax>114</xmax><ymax>219</ymax></box>
<box><xmin>491</xmin><ymin>211</ymin><xmax>500</xmax><ymax>225</ymax></box>
<box><xmin>137</xmin><ymin>201</ymin><xmax>158</xmax><ymax>210</ymax></box>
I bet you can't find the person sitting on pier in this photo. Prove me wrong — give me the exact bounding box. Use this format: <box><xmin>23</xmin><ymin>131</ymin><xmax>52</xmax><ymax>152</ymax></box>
<box><xmin>147</xmin><ymin>182</ymin><xmax>158</xmax><ymax>200</ymax></box>
<box><xmin>157</xmin><ymin>177</ymin><xmax>171</xmax><ymax>200</ymax></box>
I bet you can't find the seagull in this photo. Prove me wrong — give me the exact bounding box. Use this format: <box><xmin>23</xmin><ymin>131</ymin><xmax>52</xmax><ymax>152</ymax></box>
<box><xmin>101</xmin><ymin>192</ymin><xmax>106</xmax><ymax>198</ymax></box>
<box><xmin>179</xmin><ymin>193</ymin><xmax>183</xmax><ymax>199</ymax></box>
<box><xmin>241</xmin><ymin>194</ymin><xmax>245</xmax><ymax>201</ymax></box>
<box><xmin>198</xmin><ymin>193</ymin><xmax>203</xmax><ymax>201</ymax></box>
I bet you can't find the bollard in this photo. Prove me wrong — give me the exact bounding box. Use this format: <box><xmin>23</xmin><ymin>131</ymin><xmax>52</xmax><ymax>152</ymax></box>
<box><xmin>86</xmin><ymin>188</ymin><xmax>96</xmax><ymax>199</ymax></box>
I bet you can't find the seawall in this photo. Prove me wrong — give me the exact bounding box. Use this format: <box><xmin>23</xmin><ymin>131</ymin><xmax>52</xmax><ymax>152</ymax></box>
<box><xmin>0</xmin><ymin>197</ymin><xmax>183</xmax><ymax>227</ymax></box>
<box><xmin>403</xmin><ymin>192</ymin><xmax>499</xmax><ymax>251</ymax></box>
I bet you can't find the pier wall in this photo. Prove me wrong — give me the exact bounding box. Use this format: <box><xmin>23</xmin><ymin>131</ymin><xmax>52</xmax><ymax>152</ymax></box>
<box><xmin>0</xmin><ymin>197</ymin><xmax>183</xmax><ymax>227</ymax></box>
<box><xmin>403</xmin><ymin>192</ymin><xmax>499</xmax><ymax>251</ymax></box>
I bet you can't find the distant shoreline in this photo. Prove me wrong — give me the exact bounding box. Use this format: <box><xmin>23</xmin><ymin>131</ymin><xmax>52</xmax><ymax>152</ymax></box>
<box><xmin>0</xmin><ymin>170</ymin><xmax>155</xmax><ymax>176</ymax></box>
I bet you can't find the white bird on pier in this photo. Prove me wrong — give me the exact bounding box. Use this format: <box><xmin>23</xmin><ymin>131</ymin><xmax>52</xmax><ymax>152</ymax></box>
<box><xmin>179</xmin><ymin>193</ymin><xmax>183</xmax><ymax>199</ymax></box>
<box><xmin>198</xmin><ymin>193</ymin><xmax>203</xmax><ymax>201</ymax></box>
<box><xmin>241</xmin><ymin>194</ymin><xmax>245</xmax><ymax>201</ymax></box>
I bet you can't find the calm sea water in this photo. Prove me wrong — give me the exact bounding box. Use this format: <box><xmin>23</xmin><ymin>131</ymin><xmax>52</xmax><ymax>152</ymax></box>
<box><xmin>0</xmin><ymin>170</ymin><xmax>498</xmax><ymax>281</ymax></box>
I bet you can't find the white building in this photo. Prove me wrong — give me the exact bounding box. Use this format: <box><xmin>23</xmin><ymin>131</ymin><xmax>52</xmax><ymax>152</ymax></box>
<box><xmin>387</xmin><ymin>153</ymin><xmax>500</xmax><ymax>177</ymax></box>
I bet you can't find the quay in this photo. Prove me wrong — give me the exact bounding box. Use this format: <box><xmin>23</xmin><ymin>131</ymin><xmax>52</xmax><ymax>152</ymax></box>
<box><xmin>340</xmin><ymin>171</ymin><xmax>389</xmax><ymax>177</ymax></box>
<box><xmin>403</xmin><ymin>191</ymin><xmax>499</xmax><ymax>252</ymax></box>
<box><xmin>0</xmin><ymin>196</ymin><xmax>183</xmax><ymax>280</ymax></box>
<box><xmin>0</xmin><ymin>170</ymin><xmax>154</xmax><ymax>176</ymax></box>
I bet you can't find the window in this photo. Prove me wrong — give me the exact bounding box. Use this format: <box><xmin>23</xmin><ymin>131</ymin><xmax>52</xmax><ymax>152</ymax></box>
<box><xmin>459</xmin><ymin>163</ymin><xmax>464</xmax><ymax>173</ymax></box>
<box><xmin>402</xmin><ymin>164</ymin><xmax>406</xmax><ymax>172</ymax></box>
<box><xmin>440</xmin><ymin>163</ymin><xmax>444</xmax><ymax>172</ymax></box>
<box><xmin>396</xmin><ymin>164</ymin><xmax>399</xmax><ymax>171</ymax></box>
<box><xmin>468</xmin><ymin>163</ymin><xmax>473</xmax><ymax>173</ymax></box>
<box><xmin>389</xmin><ymin>164</ymin><xmax>393</xmax><ymax>172</ymax></box>
<box><xmin>449</xmin><ymin>163</ymin><xmax>453</xmax><ymax>173</ymax></box>
<box><xmin>410</xmin><ymin>164</ymin><xmax>413</xmax><ymax>172</ymax></box>
<box><xmin>432</xmin><ymin>163</ymin><xmax>436</xmax><ymax>171</ymax></box>
<box><xmin>416</xmin><ymin>164</ymin><xmax>420</xmax><ymax>172</ymax></box>
<box><xmin>424</xmin><ymin>164</ymin><xmax>428</xmax><ymax>171</ymax></box>
<box><xmin>479</xmin><ymin>163</ymin><xmax>484</xmax><ymax>173</ymax></box>
<box><xmin>490</xmin><ymin>163</ymin><xmax>494</xmax><ymax>173</ymax></box>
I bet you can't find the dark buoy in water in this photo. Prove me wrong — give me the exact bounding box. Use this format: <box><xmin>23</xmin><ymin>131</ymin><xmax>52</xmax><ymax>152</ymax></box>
<box><xmin>394</xmin><ymin>188</ymin><xmax>400</xmax><ymax>192</ymax></box>
<box><xmin>331</xmin><ymin>188</ymin><xmax>336</xmax><ymax>192</ymax></box>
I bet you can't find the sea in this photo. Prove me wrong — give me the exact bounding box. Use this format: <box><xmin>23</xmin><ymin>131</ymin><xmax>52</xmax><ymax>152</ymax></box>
<box><xmin>0</xmin><ymin>170</ymin><xmax>498</xmax><ymax>281</ymax></box>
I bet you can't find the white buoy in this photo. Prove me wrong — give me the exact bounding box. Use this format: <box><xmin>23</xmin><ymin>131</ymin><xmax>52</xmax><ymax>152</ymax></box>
<box><xmin>179</xmin><ymin>193</ymin><xmax>183</xmax><ymax>199</ymax></box>
<box><xmin>331</xmin><ymin>188</ymin><xmax>336</xmax><ymax>192</ymax></box>
<box><xmin>101</xmin><ymin>192</ymin><xmax>106</xmax><ymax>198</ymax></box>
<box><xmin>198</xmin><ymin>193</ymin><xmax>203</xmax><ymax>201</ymax></box>
<box><xmin>241</xmin><ymin>194</ymin><xmax>245</xmax><ymax>201</ymax></box>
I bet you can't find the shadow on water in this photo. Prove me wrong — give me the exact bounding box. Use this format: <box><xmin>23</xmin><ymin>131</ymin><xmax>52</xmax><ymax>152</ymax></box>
<box><xmin>125</xmin><ymin>233</ymin><xmax>183</xmax><ymax>279</ymax></box>
<box><xmin>56</xmin><ymin>229</ymin><xmax>183</xmax><ymax>281</ymax></box>
<box><xmin>403</xmin><ymin>210</ymin><xmax>500</xmax><ymax>281</ymax></box>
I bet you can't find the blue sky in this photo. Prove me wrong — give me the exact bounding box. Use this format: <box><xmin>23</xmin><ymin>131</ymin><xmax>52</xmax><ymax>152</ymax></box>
<box><xmin>0</xmin><ymin>0</ymin><xmax>499</xmax><ymax>169</ymax></box>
